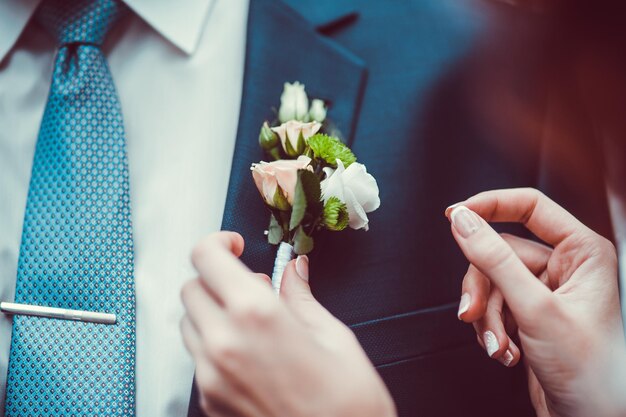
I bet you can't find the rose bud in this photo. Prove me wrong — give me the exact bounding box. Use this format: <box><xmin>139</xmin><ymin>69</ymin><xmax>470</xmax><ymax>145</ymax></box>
<box><xmin>259</xmin><ymin>121</ymin><xmax>279</xmax><ymax>150</ymax></box>
<box><xmin>271</xmin><ymin>120</ymin><xmax>321</xmax><ymax>157</ymax></box>
<box><xmin>309</xmin><ymin>99</ymin><xmax>327</xmax><ymax>123</ymax></box>
<box><xmin>278</xmin><ymin>81</ymin><xmax>309</xmax><ymax>123</ymax></box>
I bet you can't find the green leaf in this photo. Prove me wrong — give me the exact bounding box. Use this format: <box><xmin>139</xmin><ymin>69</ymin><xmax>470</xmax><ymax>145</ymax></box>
<box><xmin>322</xmin><ymin>197</ymin><xmax>349</xmax><ymax>231</ymax></box>
<box><xmin>307</xmin><ymin>134</ymin><xmax>357</xmax><ymax>167</ymax></box>
<box><xmin>290</xmin><ymin>184</ymin><xmax>306</xmax><ymax>231</ymax></box>
<box><xmin>301</xmin><ymin>169</ymin><xmax>322</xmax><ymax>207</ymax></box>
<box><xmin>293</xmin><ymin>226</ymin><xmax>314</xmax><ymax>255</ymax></box>
<box><xmin>289</xmin><ymin>170</ymin><xmax>322</xmax><ymax>231</ymax></box>
<box><xmin>267</xmin><ymin>214</ymin><xmax>283</xmax><ymax>245</ymax></box>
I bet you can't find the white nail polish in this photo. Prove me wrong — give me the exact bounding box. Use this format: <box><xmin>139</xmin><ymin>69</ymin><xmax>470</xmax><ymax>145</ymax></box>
<box><xmin>295</xmin><ymin>255</ymin><xmax>309</xmax><ymax>282</ymax></box>
<box><xmin>450</xmin><ymin>206</ymin><xmax>482</xmax><ymax>238</ymax></box>
<box><xmin>445</xmin><ymin>203</ymin><xmax>461</xmax><ymax>216</ymax></box>
<box><xmin>483</xmin><ymin>331</ymin><xmax>499</xmax><ymax>357</ymax></box>
<box><xmin>502</xmin><ymin>350</ymin><xmax>514</xmax><ymax>367</ymax></box>
<box><xmin>457</xmin><ymin>293</ymin><xmax>471</xmax><ymax>319</ymax></box>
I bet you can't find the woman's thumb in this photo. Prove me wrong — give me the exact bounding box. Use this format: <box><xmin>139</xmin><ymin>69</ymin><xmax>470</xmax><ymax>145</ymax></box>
<box><xmin>280</xmin><ymin>256</ymin><xmax>330</xmax><ymax>327</ymax></box>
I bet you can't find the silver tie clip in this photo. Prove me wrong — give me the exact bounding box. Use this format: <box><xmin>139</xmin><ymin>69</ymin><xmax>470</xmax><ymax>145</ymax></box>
<box><xmin>0</xmin><ymin>302</ymin><xmax>116</xmax><ymax>325</ymax></box>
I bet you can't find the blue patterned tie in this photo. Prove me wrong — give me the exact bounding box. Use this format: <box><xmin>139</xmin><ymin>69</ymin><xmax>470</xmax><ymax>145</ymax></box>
<box><xmin>4</xmin><ymin>1</ymin><xmax>135</xmax><ymax>415</ymax></box>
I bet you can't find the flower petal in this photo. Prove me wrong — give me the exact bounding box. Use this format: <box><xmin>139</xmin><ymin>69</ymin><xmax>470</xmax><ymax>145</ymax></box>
<box><xmin>321</xmin><ymin>166</ymin><xmax>345</xmax><ymax>203</ymax></box>
<box><xmin>273</xmin><ymin>166</ymin><xmax>299</xmax><ymax>204</ymax></box>
<box><xmin>342</xmin><ymin>163</ymin><xmax>380</xmax><ymax>213</ymax></box>
<box><xmin>344</xmin><ymin>186</ymin><xmax>370</xmax><ymax>230</ymax></box>
<box><xmin>271</xmin><ymin>125</ymin><xmax>288</xmax><ymax>150</ymax></box>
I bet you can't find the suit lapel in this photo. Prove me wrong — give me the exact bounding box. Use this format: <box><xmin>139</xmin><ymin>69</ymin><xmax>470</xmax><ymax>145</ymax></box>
<box><xmin>219</xmin><ymin>0</ymin><xmax>367</xmax><ymax>275</ymax></box>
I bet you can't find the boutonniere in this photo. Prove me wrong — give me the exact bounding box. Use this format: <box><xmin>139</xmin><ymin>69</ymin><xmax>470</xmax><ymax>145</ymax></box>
<box><xmin>251</xmin><ymin>82</ymin><xmax>381</xmax><ymax>293</ymax></box>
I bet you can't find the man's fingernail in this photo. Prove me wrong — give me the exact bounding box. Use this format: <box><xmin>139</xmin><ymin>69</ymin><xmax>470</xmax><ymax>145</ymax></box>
<box><xmin>445</xmin><ymin>203</ymin><xmax>461</xmax><ymax>217</ymax></box>
<box><xmin>457</xmin><ymin>293</ymin><xmax>471</xmax><ymax>319</ymax></box>
<box><xmin>295</xmin><ymin>255</ymin><xmax>309</xmax><ymax>282</ymax></box>
<box><xmin>483</xmin><ymin>331</ymin><xmax>499</xmax><ymax>357</ymax></box>
<box><xmin>501</xmin><ymin>350</ymin><xmax>514</xmax><ymax>367</ymax></box>
<box><xmin>450</xmin><ymin>206</ymin><xmax>482</xmax><ymax>238</ymax></box>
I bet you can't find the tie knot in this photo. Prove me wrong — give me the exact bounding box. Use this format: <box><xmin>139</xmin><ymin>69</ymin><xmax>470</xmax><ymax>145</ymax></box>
<box><xmin>36</xmin><ymin>0</ymin><xmax>128</xmax><ymax>46</ymax></box>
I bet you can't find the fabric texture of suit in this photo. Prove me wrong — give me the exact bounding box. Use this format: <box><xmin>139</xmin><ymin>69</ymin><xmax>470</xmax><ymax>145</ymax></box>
<box><xmin>188</xmin><ymin>1</ymin><xmax>538</xmax><ymax>416</ymax></box>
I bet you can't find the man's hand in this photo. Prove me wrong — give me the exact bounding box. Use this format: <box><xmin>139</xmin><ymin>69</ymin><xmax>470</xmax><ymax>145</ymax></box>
<box><xmin>448</xmin><ymin>188</ymin><xmax>624</xmax><ymax>417</ymax></box>
<box><xmin>180</xmin><ymin>232</ymin><xmax>396</xmax><ymax>417</ymax></box>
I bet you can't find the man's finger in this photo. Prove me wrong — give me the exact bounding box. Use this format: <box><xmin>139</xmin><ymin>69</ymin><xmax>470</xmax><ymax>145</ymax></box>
<box><xmin>449</xmin><ymin>205</ymin><xmax>554</xmax><ymax>322</ymax></box>
<box><xmin>448</xmin><ymin>188</ymin><xmax>595</xmax><ymax>246</ymax></box>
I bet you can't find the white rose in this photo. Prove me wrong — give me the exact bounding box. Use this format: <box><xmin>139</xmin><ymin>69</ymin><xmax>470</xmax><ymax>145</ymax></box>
<box><xmin>278</xmin><ymin>82</ymin><xmax>309</xmax><ymax>123</ymax></box>
<box><xmin>271</xmin><ymin>120</ymin><xmax>321</xmax><ymax>156</ymax></box>
<box><xmin>321</xmin><ymin>160</ymin><xmax>380</xmax><ymax>231</ymax></box>
<box><xmin>309</xmin><ymin>99</ymin><xmax>327</xmax><ymax>123</ymax></box>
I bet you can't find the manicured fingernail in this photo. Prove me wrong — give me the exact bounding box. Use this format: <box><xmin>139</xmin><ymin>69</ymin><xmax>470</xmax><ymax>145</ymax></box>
<box><xmin>457</xmin><ymin>293</ymin><xmax>471</xmax><ymax>319</ymax></box>
<box><xmin>450</xmin><ymin>206</ymin><xmax>482</xmax><ymax>238</ymax></box>
<box><xmin>295</xmin><ymin>255</ymin><xmax>309</xmax><ymax>282</ymax></box>
<box><xmin>483</xmin><ymin>331</ymin><xmax>499</xmax><ymax>357</ymax></box>
<box><xmin>501</xmin><ymin>350</ymin><xmax>514</xmax><ymax>367</ymax></box>
<box><xmin>445</xmin><ymin>202</ymin><xmax>461</xmax><ymax>217</ymax></box>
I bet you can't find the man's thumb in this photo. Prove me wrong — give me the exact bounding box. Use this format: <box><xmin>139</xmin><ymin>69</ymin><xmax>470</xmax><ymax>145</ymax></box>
<box><xmin>280</xmin><ymin>256</ymin><xmax>329</xmax><ymax>327</ymax></box>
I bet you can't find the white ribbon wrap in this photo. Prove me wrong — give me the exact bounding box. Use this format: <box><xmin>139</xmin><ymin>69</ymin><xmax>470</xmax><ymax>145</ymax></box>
<box><xmin>271</xmin><ymin>242</ymin><xmax>295</xmax><ymax>295</ymax></box>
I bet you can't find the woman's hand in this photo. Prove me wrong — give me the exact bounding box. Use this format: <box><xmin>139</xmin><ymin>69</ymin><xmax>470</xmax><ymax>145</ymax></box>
<box><xmin>180</xmin><ymin>232</ymin><xmax>396</xmax><ymax>417</ymax></box>
<box><xmin>447</xmin><ymin>188</ymin><xmax>624</xmax><ymax>417</ymax></box>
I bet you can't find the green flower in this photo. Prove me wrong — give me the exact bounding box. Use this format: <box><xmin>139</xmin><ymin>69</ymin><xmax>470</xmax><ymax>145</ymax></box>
<box><xmin>322</xmin><ymin>197</ymin><xmax>349</xmax><ymax>231</ymax></box>
<box><xmin>307</xmin><ymin>134</ymin><xmax>356</xmax><ymax>167</ymax></box>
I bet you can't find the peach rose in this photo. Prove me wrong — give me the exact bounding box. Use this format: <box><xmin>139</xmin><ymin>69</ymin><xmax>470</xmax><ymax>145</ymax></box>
<box><xmin>251</xmin><ymin>156</ymin><xmax>313</xmax><ymax>209</ymax></box>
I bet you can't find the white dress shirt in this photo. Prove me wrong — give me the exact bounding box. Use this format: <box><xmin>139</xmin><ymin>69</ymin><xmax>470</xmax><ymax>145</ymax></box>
<box><xmin>0</xmin><ymin>0</ymin><xmax>249</xmax><ymax>415</ymax></box>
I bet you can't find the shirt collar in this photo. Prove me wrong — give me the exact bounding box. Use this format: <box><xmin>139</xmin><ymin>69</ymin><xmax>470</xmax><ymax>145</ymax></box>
<box><xmin>0</xmin><ymin>0</ymin><xmax>40</xmax><ymax>63</ymax></box>
<box><xmin>0</xmin><ymin>0</ymin><xmax>214</xmax><ymax>63</ymax></box>
<box><xmin>125</xmin><ymin>0</ymin><xmax>215</xmax><ymax>55</ymax></box>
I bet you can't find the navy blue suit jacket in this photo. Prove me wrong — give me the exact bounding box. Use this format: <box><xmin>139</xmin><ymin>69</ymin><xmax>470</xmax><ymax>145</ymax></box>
<box><xmin>188</xmin><ymin>1</ymin><xmax>544</xmax><ymax>415</ymax></box>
